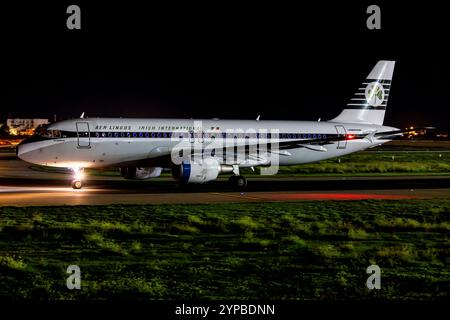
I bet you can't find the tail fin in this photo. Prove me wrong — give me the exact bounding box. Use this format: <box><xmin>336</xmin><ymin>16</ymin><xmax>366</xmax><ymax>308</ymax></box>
<box><xmin>329</xmin><ymin>60</ymin><xmax>395</xmax><ymax>125</ymax></box>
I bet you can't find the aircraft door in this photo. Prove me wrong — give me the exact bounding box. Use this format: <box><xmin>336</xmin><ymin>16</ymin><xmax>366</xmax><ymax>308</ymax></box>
<box><xmin>76</xmin><ymin>122</ymin><xmax>91</xmax><ymax>148</ymax></box>
<box><xmin>335</xmin><ymin>125</ymin><xmax>347</xmax><ymax>149</ymax></box>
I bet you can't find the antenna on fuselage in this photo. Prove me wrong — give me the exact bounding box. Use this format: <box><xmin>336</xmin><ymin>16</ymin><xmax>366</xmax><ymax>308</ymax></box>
<box><xmin>80</xmin><ymin>112</ymin><xmax>85</xmax><ymax>119</ymax></box>
<box><xmin>256</xmin><ymin>115</ymin><xmax>260</xmax><ymax>121</ymax></box>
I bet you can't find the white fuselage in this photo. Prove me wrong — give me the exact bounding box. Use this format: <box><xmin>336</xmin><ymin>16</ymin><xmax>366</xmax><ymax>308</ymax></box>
<box><xmin>17</xmin><ymin>118</ymin><xmax>396</xmax><ymax>169</ymax></box>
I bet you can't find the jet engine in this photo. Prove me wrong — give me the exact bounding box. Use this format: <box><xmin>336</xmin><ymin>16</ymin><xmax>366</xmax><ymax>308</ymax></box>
<box><xmin>172</xmin><ymin>159</ymin><xmax>232</xmax><ymax>184</ymax></box>
<box><xmin>120</xmin><ymin>166</ymin><xmax>163</xmax><ymax>179</ymax></box>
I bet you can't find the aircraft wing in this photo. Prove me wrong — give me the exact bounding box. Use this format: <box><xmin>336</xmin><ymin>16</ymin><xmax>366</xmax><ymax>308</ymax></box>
<box><xmin>277</xmin><ymin>133</ymin><xmax>369</xmax><ymax>150</ymax></box>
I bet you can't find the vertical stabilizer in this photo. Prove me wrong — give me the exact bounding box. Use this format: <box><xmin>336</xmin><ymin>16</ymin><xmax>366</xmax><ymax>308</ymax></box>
<box><xmin>329</xmin><ymin>60</ymin><xmax>395</xmax><ymax>125</ymax></box>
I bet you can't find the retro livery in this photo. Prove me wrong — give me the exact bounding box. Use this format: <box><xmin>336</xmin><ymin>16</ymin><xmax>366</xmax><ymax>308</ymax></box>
<box><xmin>17</xmin><ymin>60</ymin><xmax>405</xmax><ymax>189</ymax></box>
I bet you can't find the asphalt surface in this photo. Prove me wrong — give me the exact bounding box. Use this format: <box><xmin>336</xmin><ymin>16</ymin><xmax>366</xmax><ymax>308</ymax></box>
<box><xmin>1</xmin><ymin>153</ymin><xmax>449</xmax><ymax>206</ymax></box>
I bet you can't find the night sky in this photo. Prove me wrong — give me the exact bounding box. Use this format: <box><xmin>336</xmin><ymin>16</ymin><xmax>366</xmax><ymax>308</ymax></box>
<box><xmin>3</xmin><ymin>2</ymin><xmax>450</xmax><ymax>129</ymax></box>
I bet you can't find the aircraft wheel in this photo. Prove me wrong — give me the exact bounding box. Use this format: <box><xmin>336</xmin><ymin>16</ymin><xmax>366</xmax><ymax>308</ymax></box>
<box><xmin>235</xmin><ymin>175</ymin><xmax>247</xmax><ymax>189</ymax></box>
<box><xmin>229</xmin><ymin>175</ymin><xmax>247</xmax><ymax>189</ymax></box>
<box><xmin>72</xmin><ymin>180</ymin><xmax>83</xmax><ymax>189</ymax></box>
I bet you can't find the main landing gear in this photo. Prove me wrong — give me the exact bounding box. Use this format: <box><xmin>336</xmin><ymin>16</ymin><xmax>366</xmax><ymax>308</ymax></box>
<box><xmin>228</xmin><ymin>175</ymin><xmax>247</xmax><ymax>189</ymax></box>
<box><xmin>228</xmin><ymin>165</ymin><xmax>247</xmax><ymax>189</ymax></box>
<box><xmin>71</xmin><ymin>168</ymin><xmax>84</xmax><ymax>189</ymax></box>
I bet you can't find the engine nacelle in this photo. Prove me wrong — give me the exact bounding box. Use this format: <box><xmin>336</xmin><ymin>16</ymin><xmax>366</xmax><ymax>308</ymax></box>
<box><xmin>120</xmin><ymin>166</ymin><xmax>163</xmax><ymax>180</ymax></box>
<box><xmin>172</xmin><ymin>159</ymin><xmax>229</xmax><ymax>184</ymax></box>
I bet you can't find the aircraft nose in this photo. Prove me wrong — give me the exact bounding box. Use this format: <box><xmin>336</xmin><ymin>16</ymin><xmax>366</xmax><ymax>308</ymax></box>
<box><xmin>16</xmin><ymin>136</ymin><xmax>38</xmax><ymax>161</ymax></box>
<box><xmin>16</xmin><ymin>139</ymin><xmax>27</xmax><ymax>159</ymax></box>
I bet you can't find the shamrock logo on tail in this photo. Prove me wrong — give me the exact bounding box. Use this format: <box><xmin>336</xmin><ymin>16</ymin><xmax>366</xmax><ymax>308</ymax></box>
<box><xmin>364</xmin><ymin>82</ymin><xmax>385</xmax><ymax>107</ymax></box>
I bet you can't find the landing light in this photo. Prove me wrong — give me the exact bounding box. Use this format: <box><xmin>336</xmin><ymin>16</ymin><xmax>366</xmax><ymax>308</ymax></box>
<box><xmin>74</xmin><ymin>171</ymin><xmax>85</xmax><ymax>181</ymax></box>
<box><xmin>72</xmin><ymin>167</ymin><xmax>85</xmax><ymax>180</ymax></box>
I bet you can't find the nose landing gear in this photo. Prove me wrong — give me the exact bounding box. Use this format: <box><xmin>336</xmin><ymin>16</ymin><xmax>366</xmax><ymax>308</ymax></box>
<box><xmin>71</xmin><ymin>179</ymin><xmax>83</xmax><ymax>189</ymax></box>
<box><xmin>71</xmin><ymin>168</ymin><xmax>84</xmax><ymax>189</ymax></box>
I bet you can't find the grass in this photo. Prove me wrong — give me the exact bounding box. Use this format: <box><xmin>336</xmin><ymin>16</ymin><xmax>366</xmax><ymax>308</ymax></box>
<box><xmin>1</xmin><ymin>255</ymin><xmax>28</xmax><ymax>271</ymax></box>
<box><xmin>0</xmin><ymin>200</ymin><xmax>449</xmax><ymax>300</ymax></box>
<box><xmin>261</xmin><ymin>151</ymin><xmax>450</xmax><ymax>176</ymax></box>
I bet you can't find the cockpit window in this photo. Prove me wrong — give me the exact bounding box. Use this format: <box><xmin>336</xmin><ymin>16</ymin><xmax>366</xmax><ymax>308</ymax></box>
<box><xmin>52</xmin><ymin>130</ymin><xmax>61</xmax><ymax>138</ymax></box>
<box><xmin>35</xmin><ymin>126</ymin><xmax>61</xmax><ymax>138</ymax></box>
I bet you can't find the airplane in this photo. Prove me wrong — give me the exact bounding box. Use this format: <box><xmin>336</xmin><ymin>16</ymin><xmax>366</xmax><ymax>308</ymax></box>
<box><xmin>17</xmin><ymin>60</ymin><xmax>407</xmax><ymax>190</ymax></box>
